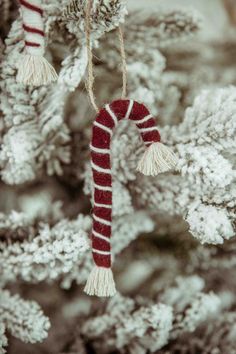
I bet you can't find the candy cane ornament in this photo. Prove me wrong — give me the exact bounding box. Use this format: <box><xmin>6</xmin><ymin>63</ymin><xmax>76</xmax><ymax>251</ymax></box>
<box><xmin>84</xmin><ymin>99</ymin><xmax>177</xmax><ymax>297</ymax></box>
<box><xmin>17</xmin><ymin>0</ymin><xmax>58</xmax><ymax>86</ymax></box>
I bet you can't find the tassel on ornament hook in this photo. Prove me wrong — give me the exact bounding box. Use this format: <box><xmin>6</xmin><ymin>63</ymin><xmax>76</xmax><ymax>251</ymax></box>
<box><xmin>137</xmin><ymin>141</ymin><xmax>178</xmax><ymax>176</ymax></box>
<box><xmin>84</xmin><ymin>266</ymin><xmax>116</xmax><ymax>297</ymax></box>
<box><xmin>17</xmin><ymin>0</ymin><xmax>58</xmax><ymax>86</ymax></box>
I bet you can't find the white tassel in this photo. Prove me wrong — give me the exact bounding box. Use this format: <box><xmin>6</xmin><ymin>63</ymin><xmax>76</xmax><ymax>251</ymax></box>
<box><xmin>84</xmin><ymin>266</ymin><xmax>116</xmax><ymax>297</ymax></box>
<box><xmin>137</xmin><ymin>142</ymin><xmax>178</xmax><ymax>176</ymax></box>
<box><xmin>17</xmin><ymin>54</ymin><xmax>58</xmax><ymax>87</ymax></box>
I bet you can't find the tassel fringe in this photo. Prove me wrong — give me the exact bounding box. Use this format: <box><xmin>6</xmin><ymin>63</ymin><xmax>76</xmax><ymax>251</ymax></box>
<box><xmin>84</xmin><ymin>266</ymin><xmax>116</xmax><ymax>297</ymax></box>
<box><xmin>17</xmin><ymin>54</ymin><xmax>58</xmax><ymax>86</ymax></box>
<box><xmin>137</xmin><ymin>142</ymin><xmax>178</xmax><ymax>176</ymax></box>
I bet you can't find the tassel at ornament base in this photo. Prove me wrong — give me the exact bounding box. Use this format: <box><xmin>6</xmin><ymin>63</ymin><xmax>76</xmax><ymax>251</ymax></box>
<box><xmin>137</xmin><ymin>142</ymin><xmax>178</xmax><ymax>176</ymax></box>
<box><xmin>84</xmin><ymin>266</ymin><xmax>116</xmax><ymax>297</ymax></box>
<box><xmin>17</xmin><ymin>54</ymin><xmax>58</xmax><ymax>86</ymax></box>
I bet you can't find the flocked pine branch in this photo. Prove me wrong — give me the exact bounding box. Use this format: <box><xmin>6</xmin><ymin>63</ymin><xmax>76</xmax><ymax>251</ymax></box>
<box><xmin>0</xmin><ymin>290</ymin><xmax>50</xmax><ymax>352</ymax></box>
<box><xmin>159</xmin><ymin>312</ymin><xmax>236</xmax><ymax>354</ymax></box>
<box><xmin>0</xmin><ymin>212</ymin><xmax>91</xmax><ymax>284</ymax></box>
<box><xmin>82</xmin><ymin>294</ymin><xmax>173</xmax><ymax>354</ymax></box>
<box><xmin>0</xmin><ymin>18</ymin><xmax>71</xmax><ymax>184</ymax></box>
<box><xmin>118</xmin><ymin>87</ymin><xmax>236</xmax><ymax>245</ymax></box>
<box><xmin>0</xmin><ymin>205</ymin><xmax>153</xmax><ymax>287</ymax></box>
<box><xmin>80</xmin><ymin>277</ymin><xmax>220</xmax><ymax>354</ymax></box>
<box><xmin>0</xmin><ymin>0</ymin><xmax>127</xmax><ymax>184</ymax></box>
<box><xmin>125</xmin><ymin>7</ymin><xmax>202</xmax><ymax>48</ymax></box>
<box><xmin>160</xmin><ymin>276</ymin><xmax>221</xmax><ymax>338</ymax></box>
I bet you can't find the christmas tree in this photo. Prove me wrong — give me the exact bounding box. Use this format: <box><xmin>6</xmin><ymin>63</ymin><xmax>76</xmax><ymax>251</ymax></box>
<box><xmin>0</xmin><ymin>0</ymin><xmax>236</xmax><ymax>353</ymax></box>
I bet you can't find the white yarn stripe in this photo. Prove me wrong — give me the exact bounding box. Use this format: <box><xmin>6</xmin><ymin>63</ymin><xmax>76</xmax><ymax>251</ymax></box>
<box><xmin>94</xmin><ymin>121</ymin><xmax>113</xmax><ymax>135</ymax></box>
<box><xmin>93</xmin><ymin>230</ymin><xmax>111</xmax><ymax>243</ymax></box>
<box><xmin>140</xmin><ymin>126</ymin><xmax>159</xmax><ymax>133</ymax></box>
<box><xmin>105</xmin><ymin>104</ymin><xmax>118</xmax><ymax>126</ymax></box>
<box><xmin>135</xmin><ymin>114</ymin><xmax>153</xmax><ymax>125</ymax></box>
<box><xmin>90</xmin><ymin>144</ymin><xmax>110</xmax><ymax>154</ymax></box>
<box><xmin>94</xmin><ymin>202</ymin><xmax>112</xmax><ymax>209</ymax></box>
<box><xmin>91</xmin><ymin>161</ymin><xmax>111</xmax><ymax>174</ymax></box>
<box><xmin>94</xmin><ymin>182</ymin><xmax>112</xmax><ymax>192</ymax></box>
<box><xmin>93</xmin><ymin>214</ymin><xmax>112</xmax><ymax>226</ymax></box>
<box><xmin>92</xmin><ymin>248</ymin><xmax>111</xmax><ymax>255</ymax></box>
<box><xmin>124</xmin><ymin>100</ymin><xmax>134</xmax><ymax>120</ymax></box>
<box><xmin>144</xmin><ymin>140</ymin><xmax>154</xmax><ymax>146</ymax></box>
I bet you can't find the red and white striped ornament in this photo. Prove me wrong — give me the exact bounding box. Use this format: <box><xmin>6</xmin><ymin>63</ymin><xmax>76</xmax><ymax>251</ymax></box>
<box><xmin>84</xmin><ymin>99</ymin><xmax>178</xmax><ymax>297</ymax></box>
<box><xmin>17</xmin><ymin>0</ymin><xmax>58</xmax><ymax>86</ymax></box>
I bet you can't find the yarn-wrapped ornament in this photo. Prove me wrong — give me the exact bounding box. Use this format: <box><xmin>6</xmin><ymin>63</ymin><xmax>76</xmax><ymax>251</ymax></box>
<box><xmin>84</xmin><ymin>99</ymin><xmax>177</xmax><ymax>297</ymax></box>
<box><xmin>17</xmin><ymin>0</ymin><xmax>58</xmax><ymax>86</ymax></box>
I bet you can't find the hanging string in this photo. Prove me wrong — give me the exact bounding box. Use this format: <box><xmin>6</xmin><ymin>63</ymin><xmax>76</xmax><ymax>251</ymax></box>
<box><xmin>118</xmin><ymin>25</ymin><xmax>127</xmax><ymax>99</ymax></box>
<box><xmin>85</xmin><ymin>0</ymin><xmax>98</xmax><ymax>112</ymax></box>
<box><xmin>85</xmin><ymin>0</ymin><xmax>127</xmax><ymax>112</ymax></box>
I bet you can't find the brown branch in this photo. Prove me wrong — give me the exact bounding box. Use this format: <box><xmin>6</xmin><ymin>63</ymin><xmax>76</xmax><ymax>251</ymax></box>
<box><xmin>223</xmin><ymin>0</ymin><xmax>236</xmax><ymax>26</ymax></box>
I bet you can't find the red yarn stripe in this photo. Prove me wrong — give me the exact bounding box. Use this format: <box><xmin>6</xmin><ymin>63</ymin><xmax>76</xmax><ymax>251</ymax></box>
<box><xmin>97</xmin><ymin>109</ymin><xmax>115</xmax><ymax>128</ymax></box>
<box><xmin>91</xmin><ymin>99</ymin><xmax>161</xmax><ymax>268</ymax></box>
<box><xmin>141</xmin><ymin>130</ymin><xmax>161</xmax><ymax>142</ymax></box>
<box><xmin>94</xmin><ymin>190</ymin><xmax>112</xmax><ymax>203</ymax></box>
<box><xmin>94</xmin><ymin>209</ymin><xmax>112</xmax><ymax>222</ymax></box>
<box><xmin>94</xmin><ymin>207</ymin><xmax>111</xmax><ymax>217</ymax></box>
<box><xmin>92</xmin><ymin>127</ymin><xmax>111</xmax><ymax>150</ymax></box>
<box><xmin>25</xmin><ymin>41</ymin><xmax>40</xmax><ymax>47</ymax></box>
<box><xmin>109</xmin><ymin>100</ymin><xmax>130</xmax><ymax>119</ymax></box>
<box><xmin>23</xmin><ymin>24</ymin><xmax>44</xmax><ymax>36</ymax></box>
<box><xmin>92</xmin><ymin>155</ymin><xmax>110</xmax><ymax>170</ymax></box>
<box><xmin>93</xmin><ymin>222</ymin><xmax>111</xmax><ymax>238</ymax></box>
<box><xmin>92</xmin><ymin>238</ymin><xmax>111</xmax><ymax>252</ymax></box>
<box><xmin>20</xmin><ymin>0</ymin><xmax>43</xmax><ymax>15</ymax></box>
<box><xmin>93</xmin><ymin>253</ymin><xmax>111</xmax><ymax>268</ymax></box>
<box><xmin>93</xmin><ymin>170</ymin><xmax>112</xmax><ymax>186</ymax></box>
